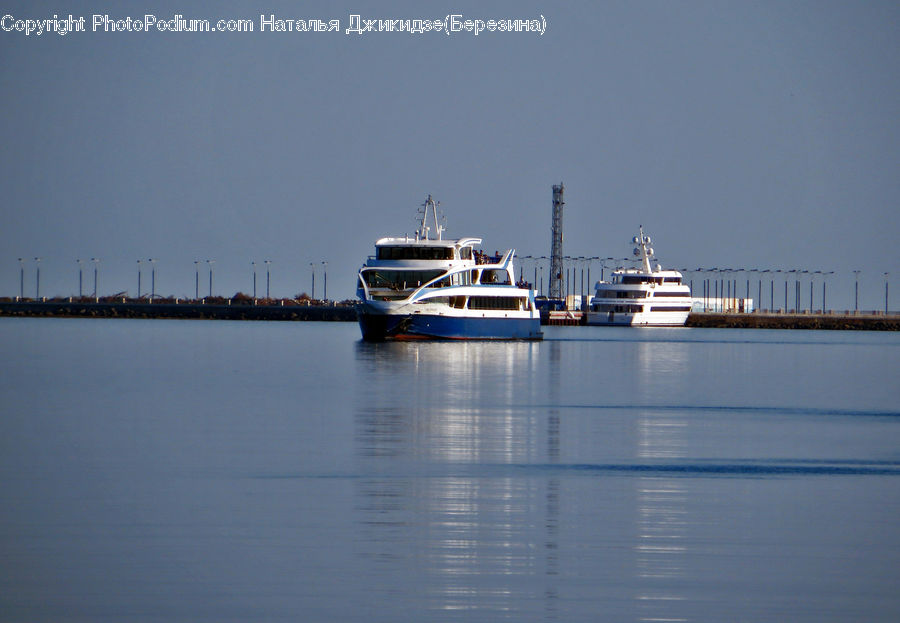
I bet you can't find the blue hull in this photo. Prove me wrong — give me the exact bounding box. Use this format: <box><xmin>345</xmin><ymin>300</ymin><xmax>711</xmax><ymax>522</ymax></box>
<box><xmin>358</xmin><ymin>312</ymin><xmax>542</xmax><ymax>341</ymax></box>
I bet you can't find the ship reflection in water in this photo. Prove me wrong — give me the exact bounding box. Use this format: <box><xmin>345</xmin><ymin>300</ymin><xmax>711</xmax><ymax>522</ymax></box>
<box><xmin>635</xmin><ymin>339</ymin><xmax>690</xmax><ymax>622</ymax></box>
<box><xmin>353</xmin><ymin>340</ymin><xmax>555</xmax><ymax>615</ymax></box>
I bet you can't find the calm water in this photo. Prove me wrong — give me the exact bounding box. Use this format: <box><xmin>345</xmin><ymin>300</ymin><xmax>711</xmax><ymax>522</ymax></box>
<box><xmin>1</xmin><ymin>318</ymin><xmax>898</xmax><ymax>622</ymax></box>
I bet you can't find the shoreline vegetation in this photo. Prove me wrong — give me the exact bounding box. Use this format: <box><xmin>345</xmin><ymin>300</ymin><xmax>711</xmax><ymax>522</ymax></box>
<box><xmin>1</xmin><ymin>298</ymin><xmax>898</xmax><ymax>330</ymax></box>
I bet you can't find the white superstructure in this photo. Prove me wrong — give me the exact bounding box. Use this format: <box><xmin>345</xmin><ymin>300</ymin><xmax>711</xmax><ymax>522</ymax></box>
<box><xmin>356</xmin><ymin>195</ymin><xmax>542</xmax><ymax>340</ymax></box>
<box><xmin>585</xmin><ymin>227</ymin><xmax>692</xmax><ymax>327</ymax></box>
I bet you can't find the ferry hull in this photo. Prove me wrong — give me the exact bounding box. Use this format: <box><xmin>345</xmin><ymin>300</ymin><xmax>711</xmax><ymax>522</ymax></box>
<box><xmin>584</xmin><ymin>310</ymin><xmax>689</xmax><ymax>327</ymax></box>
<box><xmin>358</xmin><ymin>310</ymin><xmax>542</xmax><ymax>341</ymax></box>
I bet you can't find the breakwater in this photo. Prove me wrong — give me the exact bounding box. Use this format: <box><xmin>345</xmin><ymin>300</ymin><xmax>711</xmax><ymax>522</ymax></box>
<box><xmin>0</xmin><ymin>300</ymin><xmax>357</xmax><ymax>322</ymax></box>
<box><xmin>686</xmin><ymin>312</ymin><xmax>900</xmax><ymax>331</ymax></box>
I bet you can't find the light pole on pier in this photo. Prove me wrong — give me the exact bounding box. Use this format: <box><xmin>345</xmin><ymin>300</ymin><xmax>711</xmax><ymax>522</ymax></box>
<box><xmin>18</xmin><ymin>258</ymin><xmax>24</xmax><ymax>300</ymax></box>
<box><xmin>91</xmin><ymin>258</ymin><xmax>100</xmax><ymax>299</ymax></box>
<box><xmin>804</xmin><ymin>271</ymin><xmax>813</xmax><ymax>313</ymax></box>
<box><xmin>822</xmin><ymin>271</ymin><xmax>833</xmax><ymax>312</ymax></box>
<box><xmin>149</xmin><ymin>259</ymin><xmax>157</xmax><ymax>299</ymax></box>
<box><xmin>885</xmin><ymin>273</ymin><xmax>890</xmax><ymax>314</ymax></box>
<box><xmin>77</xmin><ymin>259</ymin><xmax>84</xmax><ymax>298</ymax></box>
<box><xmin>194</xmin><ymin>261</ymin><xmax>200</xmax><ymax>299</ymax></box>
<box><xmin>265</xmin><ymin>260</ymin><xmax>272</xmax><ymax>299</ymax></box>
<box><xmin>322</xmin><ymin>261</ymin><xmax>328</xmax><ymax>301</ymax></box>
<box><xmin>137</xmin><ymin>260</ymin><xmax>143</xmax><ymax>298</ymax></box>
<box><xmin>853</xmin><ymin>270</ymin><xmax>861</xmax><ymax>313</ymax></box>
<box><xmin>206</xmin><ymin>260</ymin><xmax>215</xmax><ymax>297</ymax></box>
<box><xmin>310</xmin><ymin>262</ymin><xmax>316</xmax><ymax>300</ymax></box>
<box><xmin>34</xmin><ymin>257</ymin><xmax>41</xmax><ymax>300</ymax></box>
<box><xmin>786</xmin><ymin>270</ymin><xmax>797</xmax><ymax>312</ymax></box>
<box><xmin>251</xmin><ymin>261</ymin><xmax>257</xmax><ymax>298</ymax></box>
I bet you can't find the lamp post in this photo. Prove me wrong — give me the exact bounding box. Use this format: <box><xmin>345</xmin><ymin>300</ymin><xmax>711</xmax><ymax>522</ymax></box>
<box><xmin>206</xmin><ymin>260</ymin><xmax>214</xmax><ymax>297</ymax></box>
<box><xmin>251</xmin><ymin>261</ymin><xmax>257</xmax><ymax>298</ymax></box>
<box><xmin>586</xmin><ymin>257</ymin><xmax>597</xmax><ymax>297</ymax></box>
<box><xmin>310</xmin><ymin>262</ymin><xmax>316</xmax><ymax>300</ymax></box>
<box><xmin>766</xmin><ymin>270</ymin><xmax>774</xmax><ymax>312</ymax></box>
<box><xmin>34</xmin><ymin>257</ymin><xmax>41</xmax><ymax>299</ymax></box>
<box><xmin>538</xmin><ymin>255</ymin><xmax>550</xmax><ymax>296</ymax></box>
<box><xmin>322</xmin><ymin>261</ymin><xmax>328</xmax><ymax>301</ymax></box>
<box><xmin>149</xmin><ymin>259</ymin><xmax>157</xmax><ymax>300</ymax></box>
<box><xmin>853</xmin><ymin>270</ymin><xmax>860</xmax><ymax>313</ymax></box>
<box><xmin>137</xmin><ymin>259</ymin><xmax>142</xmax><ymax>299</ymax></box>
<box><xmin>755</xmin><ymin>270</ymin><xmax>762</xmax><ymax>312</ymax></box>
<box><xmin>885</xmin><ymin>272</ymin><xmax>890</xmax><ymax>314</ymax></box>
<box><xmin>804</xmin><ymin>270</ymin><xmax>811</xmax><ymax>313</ymax></box>
<box><xmin>91</xmin><ymin>258</ymin><xmax>100</xmax><ymax>299</ymax></box>
<box><xmin>782</xmin><ymin>270</ymin><xmax>788</xmax><ymax>312</ymax></box>
<box><xmin>787</xmin><ymin>270</ymin><xmax>797</xmax><ymax>312</ymax></box>
<box><xmin>194</xmin><ymin>261</ymin><xmax>200</xmax><ymax>299</ymax></box>
<box><xmin>18</xmin><ymin>258</ymin><xmax>24</xmax><ymax>300</ymax></box>
<box><xmin>822</xmin><ymin>271</ymin><xmax>833</xmax><ymax>312</ymax></box>
<box><xmin>699</xmin><ymin>268</ymin><xmax>706</xmax><ymax>310</ymax></box>
<box><xmin>265</xmin><ymin>260</ymin><xmax>272</xmax><ymax>299</ymax></box>
<box><xmin>76</xmin><ymin>259</ymin><xmax>84</xmax><ymax>298</ymax></box>
<box><xmin>577</xmin><ymin>257</ymin><xmax>585</xmax><ymax>301</ymax></box>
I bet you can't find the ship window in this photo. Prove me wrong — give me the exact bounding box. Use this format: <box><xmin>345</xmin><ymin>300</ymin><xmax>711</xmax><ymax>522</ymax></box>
<box><xmin>376</xmin><ymin>246</ymin><xmax>454</xmax><ymax>260</ymax></box>
<box><xmin>468</xmin><ymin>296</ymin><xmax>523</xmax><ymax>310</ymax></box>
<box><xmin>419</xmin><ymin>297</ymin><xmax>449</xmax><ymax>305</ymax></box>
<box><xmin>362</xmin><ymin>269</ymin><xmax>445</xmax><ymax>290</ymax></box>
<box><xmin>621</xmin><ymin>276</ymin><xmax>664</xmax><ymax>285</ymax></box>
<box><xmin>451</xmin><ymin>296</ymin><xmax>467</xmax><ymax>308</ymax></box>
<box><xmin>451</xmin><ymin>272</ymin><xmax>470</xmax><ymax>286</ymax></box>
<box><xmin>480</xmin><ymin>269</ymin><xmax>511</xmax><ymax>285</ymax></box>
<box><xmin>596</xmin><ymin>290</ymin><xmax>646</xmax><ymax>299</ymax></box>
<box><xmin>459</xmin><ymin>247</ymin><xmax>473</xmax><ymax>260</ymax></box>
<box><xmin>652</xmin><ymin>291</ymin><xmax>689</xmax><ymax>297</ymax></box>
<box><xmin>650</xmin><ymin>306</ymin><xmax>691</xmax><ymax>312</ymax></box>
<box><xmin>663</xmin><ymin>277</ymin><xmax>682</xmax><ymax>283</ymax></box>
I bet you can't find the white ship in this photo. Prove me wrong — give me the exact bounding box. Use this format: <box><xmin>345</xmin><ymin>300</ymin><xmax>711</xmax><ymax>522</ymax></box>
<box><xmin>585</xmin><ymin>227</ymin><xmax>692</xmax><ymax>326</ymax></box>
<box><xmin>356</xmin><ymin>195</ymin><xmax>543</xmax><ymax>341</ymax></box>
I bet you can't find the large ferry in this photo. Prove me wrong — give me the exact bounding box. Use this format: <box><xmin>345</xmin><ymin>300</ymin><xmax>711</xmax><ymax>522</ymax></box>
<box><xmin>356</xmin><ymin>195</ymin><xmax>543</xmax><ymax>341</ymax></box>
<box><xmin>356</xmin><ymin>196</ymin><xmax>542</xmax><ymax>341</ymax></box>
<box><xmin>585</xmin><ymin>227</ymin><xmax>692</xmax><ymax>327</ymax></box>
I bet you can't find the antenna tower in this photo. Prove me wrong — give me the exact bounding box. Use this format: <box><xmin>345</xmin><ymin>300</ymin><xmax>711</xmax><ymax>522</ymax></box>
<box><xmin>550</xmin><ymin>183</ymin><xmax>565</xmax><ymax>300</ymax></box>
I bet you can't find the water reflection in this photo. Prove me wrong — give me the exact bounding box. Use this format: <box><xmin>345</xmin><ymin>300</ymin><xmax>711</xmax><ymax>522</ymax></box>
<box><xmin>635</xmin><ymin>337</ymin><xmax>691</xmax><ymax>622</ymax></box>
<box><xmin>353</xmin><ymin>340</ymin><xmax>558</xmax><ymax>616</ymax></box>
<box><xmin>353</xmin><ymin>341</ymin><xmax>541</xmax><ymax>463</ymax></box>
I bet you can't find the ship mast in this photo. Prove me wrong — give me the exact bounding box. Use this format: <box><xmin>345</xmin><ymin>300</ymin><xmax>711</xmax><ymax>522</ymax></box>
<box><xmin>634</xmin><ymin>226</ymin><xmax>655</xmax><ymax>274</ymax></box>
<box><xmin>416</xmin><ymin>194</ymin><xmax>444</xmax><ymax>241</ymax></box>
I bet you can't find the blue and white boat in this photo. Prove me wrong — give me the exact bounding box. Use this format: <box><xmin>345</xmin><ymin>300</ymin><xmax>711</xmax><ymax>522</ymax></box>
<box><xmin>356</xmin><ymin>195</ymin><xmax>543</xmax><ymax>341</ymax></box>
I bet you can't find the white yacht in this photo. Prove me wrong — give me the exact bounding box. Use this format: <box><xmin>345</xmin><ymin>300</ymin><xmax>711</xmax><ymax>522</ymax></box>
<box><xmin>356</xmin><ymin>195</ymin><xmax>543</xmax><ymax>341</ymax></box>
<box><xmin>585</xmin><ymin>227</ymin><xmax>692</xmax><ymax>326</ymax></box>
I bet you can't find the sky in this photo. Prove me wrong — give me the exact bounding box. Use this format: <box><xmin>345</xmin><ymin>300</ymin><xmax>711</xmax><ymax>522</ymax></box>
<box><xmin>2</xmin><ymin>0</ymin><xmax>898</xmax><ymax>310</ymax></box>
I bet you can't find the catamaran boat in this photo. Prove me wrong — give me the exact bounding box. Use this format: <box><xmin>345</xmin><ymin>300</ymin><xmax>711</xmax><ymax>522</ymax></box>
<box><xmin>356</xmin><ymin>195</ymin><xmax>543</xmax><ymax>341</ymax></box>
<box><xmin>585</xmin><ymin>226</ymin><xmax>692</xmax><ymax>326</ymax></box>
